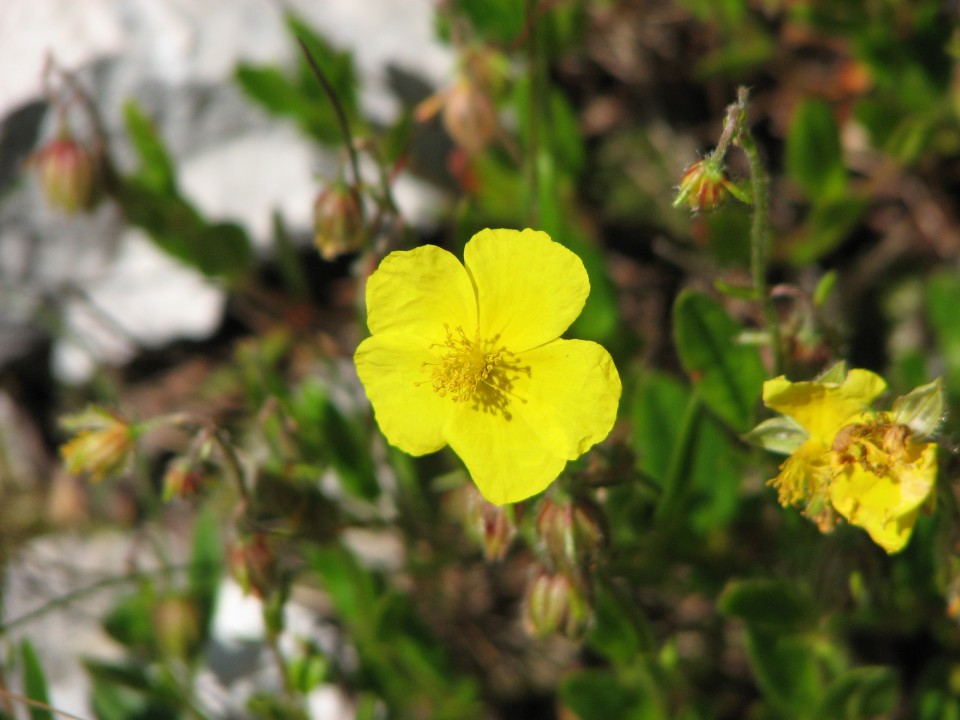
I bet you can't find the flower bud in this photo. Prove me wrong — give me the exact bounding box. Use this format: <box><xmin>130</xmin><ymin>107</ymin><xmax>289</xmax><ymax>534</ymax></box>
<box><xmin>60</xmin><ymin>407</ymin><xmax>136</xmax><ymax>483</ymax></box>
<box><xmin>229</xmin><ymin>532</ymin><xmax>276</xmax><ymax>599</ymax></box>
<box><xmin>536</xmin><ymin>497</ymin><xmax>607</xmax><ymax>571</ymax></box>
<box><xmin>523</xmin><ymin>570</ymin><xmax>589</xmax><ymax>639</ymax></box>
<box><xmin>313</xmin><ymin>183</ymin><xmax>365</xmax><ymax>260</ymax></box>
<box><xmin>442</xmin><ymin>78</ymin><xmax>498</xmax><ymax>156</ymax></box>
<box><xmin>31</xmin><ymin>133</ymin><xmax>99</xmax><ymax>214</ymax></box>
<box><xmin>445</xmin><ymin>482</ymin><xmax>517</xmax><ymax>561</ymax></box>
<box><xmin>162</xmin><ymin>457</ymin><xmax>207</xmax><ymax>501</ymax></box>
<box><xmin>674</xmin><ymin>159</ymin><xmax>730</xmax><ymax>213</ymax></box>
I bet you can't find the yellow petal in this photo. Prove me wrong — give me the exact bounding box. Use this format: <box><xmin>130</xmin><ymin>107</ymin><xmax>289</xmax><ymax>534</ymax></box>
<box><xmin>829</xmin><ymin>442</ymin><xmax>937</xmax><ymax>553</ymax></box>
<box><xmin>354</xmin><ymin>333</ymin><xmax>451</xmax><ymax>455</ymax></box>
<box><xmin>444</xmin><ymin>405</ymin><xmax>567</xmax><ymax>505</ymax></box>
<box><xmin>763</xmin><ymin>369</ymin><xmax>886</xmax><ymax>442</ymax></box>
<box><xmin>464</xmin><ymin>229</ymin><xmax>589</xmax><ymax>353</ymax></box>
<box><xmin>365</xmin><ymin>244</ymin><xmax>477</xmax><ymax>344</ymax></box>
<box><xmin>510</xmin><ymin>339</ymin><xmax>621</xmax><ymax>460</ymax></box>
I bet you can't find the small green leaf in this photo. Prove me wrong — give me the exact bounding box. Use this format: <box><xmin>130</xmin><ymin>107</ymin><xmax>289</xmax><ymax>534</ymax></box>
<box><xmin>189</xmin><ymin>504</ymin><xmax>223</xmax><ymax>628</ymax></box>
<box><xmin>631</xmin><ymin>372</ymin><xmax>689</xmax><ymax>484</ymax></box>
<box><xmin>786</xmin><ymin>99</ymin><xmax>846</xmax><ymax>201</ymax></box>
<box><xmin>20</xmin><ymin>640</ymin><xmax>52</xmax><ymax>720</ymax></box>
<box><xmin>817</xmin><ymin>666</ymin><xmax>898</xmax><ymax>720</ymax></box>
<box><xmin>123</xmin><ymin>101</ymin><xmax>176</xmax><ymax>194</ymax></box>
<box><xmin>588</xmin><ymin>582</ymin><xmax>652</xmax><ymax>665</ymax></box>
<box><xmin>307</xmin><ymin>544</ymin><xmax>378</xmax><ymax>631</ymax></box>
<box><xmin>673</xmin><ymin>290</ymin><xmax>764</xmax><ymax>432</ymax></box>
<box><xmin>746</xmin><ymin>416</ymin><xmax>808</xmax><ymax>455</ymax></box>
<box><xmin>559</xmin><ymin>669</ymin><xmax>643</xmax><ymax>720</ymax></box>
<box><xmin>745</xmin><ymin>627</ymin><xmax>822</xmax><ymax>717</ymax></box>
<box><xmin>926</xmin><ymin>271</ymin><xmax>960</xmax><ymax>398</ymax></box>
<box><xmin>719</xmin><ymin>578</ymin><xmax>813</xmax><ymax>631</ymax></box>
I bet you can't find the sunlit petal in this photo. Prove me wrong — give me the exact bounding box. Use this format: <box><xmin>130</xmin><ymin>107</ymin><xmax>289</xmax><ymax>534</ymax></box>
<box><xmin>444</xmin><ymin>405</ymin><xmax>567</xmax><ymax>505</ymax></box>
<box><xmin>509</xmin><ymin>339</ymin><xmax>621</xmax><ymax>459</ymax></box>
<box><xmin>464</xmin><ymin>228</ymin><xmax>589</xmax><ymax>352</ymax></box>
<box><xmin>763</xmin><ymin>369</ymin><xmax>886</xmax><ymax>442</ymax></box>
<box><xmin>354</xmin><ymin>333</ymin><xmax>451</xmax><ymax>455</ymax></box>
<box><xmin>365</xmin><ymin>244</ymin><xmax>477</xmax><ymax>344</ymax></box>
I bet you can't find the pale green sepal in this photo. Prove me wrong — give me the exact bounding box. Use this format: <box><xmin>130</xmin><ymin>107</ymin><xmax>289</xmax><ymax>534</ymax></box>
<box><xmin>745</xmin><ymin>416</ymin><xmax>809</xmax><ymax>455</ymax></box>
<box><xmin>893</xmin><ymin>377</ymin><xmax>945</xmax><ymax>438</ymax></box>
<box><xmin>816</xmin><ymin>361</ymin><xmax>848</xmax><ymax>385</ymax></box>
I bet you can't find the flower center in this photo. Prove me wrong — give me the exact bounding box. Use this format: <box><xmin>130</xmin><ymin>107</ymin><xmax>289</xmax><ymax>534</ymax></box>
<box><xmin>422</xmin><ymin>324</ymin><xmax>528</xmax><ymax>416</ymax></box>
<box><xmin>830</xmin><ymin>416</ymin><xmax>912</xmax><ymax>476</ymax></box>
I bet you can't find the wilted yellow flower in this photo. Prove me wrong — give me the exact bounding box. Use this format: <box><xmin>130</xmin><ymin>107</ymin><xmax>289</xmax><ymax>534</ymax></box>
<box><xmin>354</xmin><ymin>228</ymin><xmax>621</xmax><ymax>505</ymax></box>
<box><xmin>760</xmin><ymin>368</ymin><xmax>939</xmax><ymax>553</ymax></box>
<box><xmin>60</xmin><ymin>406</ymin><xmax>136</xmax><ymax>483</ymax></box>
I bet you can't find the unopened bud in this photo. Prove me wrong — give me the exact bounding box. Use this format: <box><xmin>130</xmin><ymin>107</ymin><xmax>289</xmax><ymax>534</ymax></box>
<box><xmin>31</xmin><ymin>133</ymin><xmax>99</xmax><ymax>214</ymax></box>
<box><xmin>536</xmin><ymin>497</ymin><xmax>607</xmax><ymax>571</ymax></box>
<box><xmin>229</xmin><ymin>532</ymin><xmax>276</xmax><ymax>599</ymax></box>
<box><xmin>313</xmin><ymin>184</ymin><xmax>365</xmax><ymax>260</ymax></box>
<box><xmin>445</xmin><ymin>483</ymin><xmax>517</xmax><ymax>561</ymax></box>
<box><xmin>674</xmin><ymin>158</ymin><xmax>743</xmax><ymax>213</ymax></box>
<box><xmin>60</xmin><ymin>407</ymin><xmax>136</xmax><ymax>483</ymax></box>
<box><xmin>442</xmin><ymin>78</ymin><xmax>498</xmax><ymax>156</ymax></box>
<box><xmin>523</xmin><ymin>570</ymin><xmax>589</xmax><ymax>639</ymax></box>
<box><xmin>162</xmin><ymin>457</ymin><xmax>207</xmax><ymax>501</ymax></box>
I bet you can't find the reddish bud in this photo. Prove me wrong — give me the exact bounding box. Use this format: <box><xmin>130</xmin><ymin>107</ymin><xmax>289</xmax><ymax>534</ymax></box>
<box><xmin>229</xmin><ymin>532</ymin><xmax>276</xmax><ymax>599</ymax></box>
<box><xmin>162</xmin><ymin>457</ymin><xmax>207</xmax><ymax>501</ymax></box>
<box><xmin>31</xmin><ymin>134</ymin><xmax>99</xmax><ymax>214</ymax></box>
<box><xmin>674</xmin><ymin>159</ymin><xmax>731</xmax><ymax>213</ymax></box>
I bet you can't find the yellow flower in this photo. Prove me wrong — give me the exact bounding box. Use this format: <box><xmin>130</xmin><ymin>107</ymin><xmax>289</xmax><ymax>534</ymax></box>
<box><xmin>60</xmin><ymin>406</ymin><xmax>136</xmax><ymax>483</ymax></box>
<box><xmin>761</xmin><ymin>369</ymin><xmax>938</xmax><ymax>553</ymax></box>
<box><xmin>354</xmin><ymin>228</ymin><xmax>621</xmax><ymax>505</ymax></box>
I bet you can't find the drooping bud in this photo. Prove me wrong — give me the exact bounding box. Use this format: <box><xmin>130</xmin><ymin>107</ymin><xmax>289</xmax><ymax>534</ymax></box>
<box><xmin>60</xmin><ymin>406</ymin><xmax>136</xmax><ymax>483</ymax></box>
<box><xmin>441</xmin><ymin>78</ymin><xmax>498</xmax><ymax>156</ymax></box>
<box><xmin>523</xmin><ymin>569</ymin><xmax>589</xmax><ymax>639</ymax></box>
<box><xmin>31</xmin><ymin>132</ymin><xmax>99</xmax><ymax>214</ymax></box>
<box><xmin>313</xmin><ymin>183</ymin><xmax>365</xmax><ymax>260</ymax></box>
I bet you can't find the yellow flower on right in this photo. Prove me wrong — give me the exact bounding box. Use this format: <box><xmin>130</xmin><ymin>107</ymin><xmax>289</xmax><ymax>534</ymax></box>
<box><xmin>759</xmin><ymin>368</ymin><xmax>941</xmax><ymax>553</ymax></box>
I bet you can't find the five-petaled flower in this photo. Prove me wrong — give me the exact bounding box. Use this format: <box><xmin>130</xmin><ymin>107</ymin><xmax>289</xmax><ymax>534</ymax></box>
<box><xmin>761</xmin><ymin>368</ymin><xmax>939</xmax><ymax>553</ymax></box>
<box><xmin>354</xmin><ymin>228</ymin><xmax>621</xmax><ymax>505</ymax></box>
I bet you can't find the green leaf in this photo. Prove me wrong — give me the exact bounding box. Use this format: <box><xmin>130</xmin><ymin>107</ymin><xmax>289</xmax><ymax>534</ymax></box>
<box><xmin>20</xmin><ymin>640</ymin><xmax>52</xmax><ymax>720</ymax></box>
<box><xmin>292</xmin><ymin>380</ymin><xmax>379</xmax><ymax>501</ymax></box>
<box><xmin>926</xmin><ymin>271</ymin><xmax>960</xmax><ymax>399</ymax></box>
<box><xmin>817</xmin><ymin>666</ymin><xmax>898</xmax><ymax>720</ymax></box>
<box><xmin>123</xmin><ymin>101</ymin><xmax>176</xmax><ymax>195</ymax></box>
<box><xmin>307</xmin><ymin>544</ymin><xmax>378</xmax><ymax>631</ymax></box>
<box><xmin>744</xmin><ymin>627</ymin><xmax>822</xmax><ymax>717</ymax></box>
<box><xmin>560</xmin><ymin>664</ymin><xmax>668</xmax><ymax>720</ymax></box>
<box><xmin>103</xmin><ymin>593</ymin><xmax>156</xmax><ymax>651</ymax></box>
<box><xmin>786</xmin><ymin>99</ymin><xmax>846</xmax><ymax>201</ymax></box>
<box><xmin>588</xmin><ymin>582</ymin><xmax>652</xmax><ymax>665</ymax></box>
<box><xmin>673</xmin><ymin>290</ymin><xmax>764</xmax><ymax>432</ymax></box>
<box><xmin>719</xmin><ymin>578</ymin><xmax>813</xmax><ymax>631</ymax></box>
<box><xmin>449</xmin><ymin>0</ymin><xmax>525</xmax><ymax>43</ymax></box>
<box><xmin>631</xmin><ymin>372</ymin><xmax>688</xmax><ymax>484</ymax></box>
<box><xmin>189</xmin><ymin>504</ymin><xmax>223</xmax><ymax>628</ymax></box>
<box><xmin>787</xmin><ymin>196</ymin><xmax>868</xmax><ymax>265</ymax></box>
